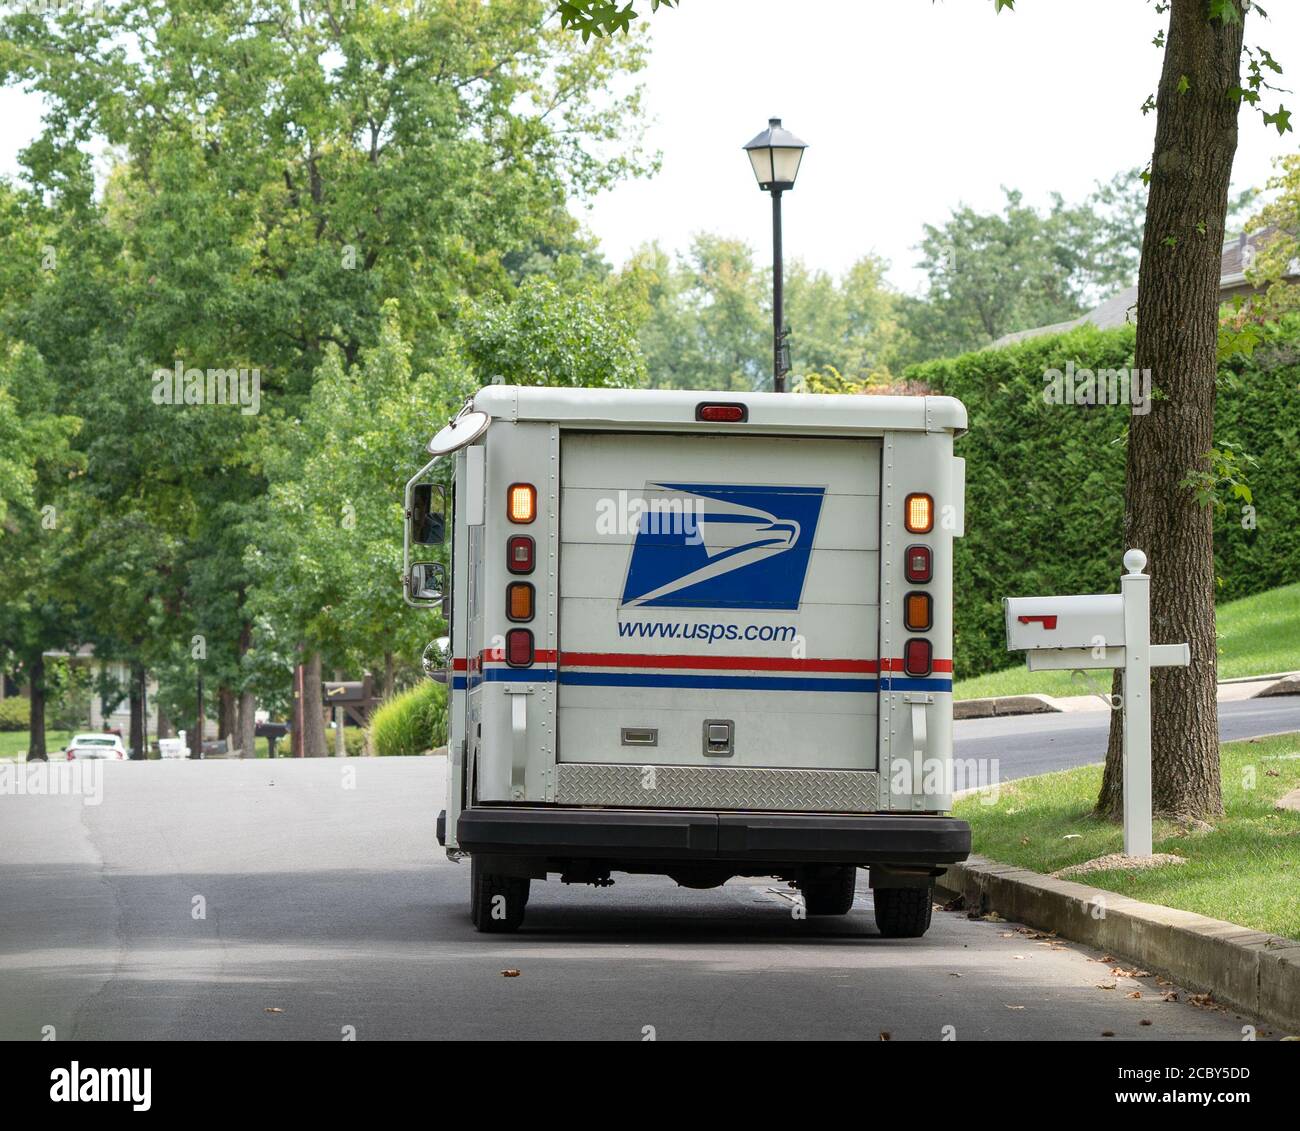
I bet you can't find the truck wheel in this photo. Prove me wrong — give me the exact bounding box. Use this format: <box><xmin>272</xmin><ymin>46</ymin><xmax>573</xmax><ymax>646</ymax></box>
<box><xmin>469</xmin><ymin>856</ymin><xmax>529</xmax><ymax>933</ymax></box>
<box><xmin>873</xmin><ymin>884</ymin><xmax>934</xmax><ymax>938</ymax></box>
<box><xmin>800</xmin><ymin>866</ymin><xmax>857</xmax><ymax>915</ymax></box>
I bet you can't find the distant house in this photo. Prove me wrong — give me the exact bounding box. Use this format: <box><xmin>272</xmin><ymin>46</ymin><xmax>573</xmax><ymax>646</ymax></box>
<box><xmin>31</xmin><ymin>645</ymin><xmax>162</xmax><ymax>734</ymax></box>
<box><xmin>990</xmin><ymin>229</ymin><xmax>1300</xmax><ymax>349</ymax></box>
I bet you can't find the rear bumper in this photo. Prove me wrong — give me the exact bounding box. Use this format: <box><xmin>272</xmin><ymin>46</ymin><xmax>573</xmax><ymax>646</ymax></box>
<box><xmin>456</xmin><ymin>806</ymin><xmax>970</xmax><ymax>867</ymax></box>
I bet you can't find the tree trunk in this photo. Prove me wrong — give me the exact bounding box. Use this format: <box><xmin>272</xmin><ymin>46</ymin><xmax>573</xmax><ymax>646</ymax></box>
<box><xmin>384</xmin><ymin>651</ymin><xmax>395</xmax><ymax>699</ymax></box>
<box><xmin>218</xmin><ymin>685</ymin><xmax>236</xmax><ymax>747</ymax></box>
<box><xmin>236</xmin><ymin>617</ymin><xmax>254</xmax><ymax>758</ymax></box>
<box><xmin>191</xmin><ymin>675</ymin><xmax>204</xmax><ymax>757</ymax></box>
<box><xmin>157</xmin><ymin>707</ymin><xmax>174</xmax><ymax>739</ymax></box>
<box><xmin>128</xmin><ymin>662</ymin><xmax>146</xmax><ymax>759</ymax></box>
<box><xmin>238</xmin><ymin>689</ymin><xmax>256</xmax><ymax>760</ymax></box>
<box><xmin>28</xmin><ymin>652</ymin><xmax>47</xmax><ymax>760</ymax></box>
<box><xmin>302</xmin><ymin>650</ymin><xmax>328</xmax><ymax>757</ymax></box>
<box><xmin>1097</xmin><ymin>0</ymin><xmax>1243</xmax><ymax>822</ymax></box>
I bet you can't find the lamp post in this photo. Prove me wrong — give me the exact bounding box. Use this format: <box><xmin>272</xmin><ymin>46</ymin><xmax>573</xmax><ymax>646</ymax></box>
<box><xmin>743</xmin><ymin>117</ymin><xmax>808</xmax><ymax>392</ymax></box>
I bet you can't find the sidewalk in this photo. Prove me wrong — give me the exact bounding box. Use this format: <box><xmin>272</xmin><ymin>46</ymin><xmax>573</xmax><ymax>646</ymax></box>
<box><xmin>956</xmin><ymin>671</ymin><xmax>1300</xmax><ymax>720</ymax></box>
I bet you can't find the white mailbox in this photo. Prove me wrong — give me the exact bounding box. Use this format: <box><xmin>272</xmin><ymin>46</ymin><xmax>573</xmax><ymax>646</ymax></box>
<box><xmin>1003</xmin><ymin>549</ymin><xmax>1189</xmax><ymax>859</ymax></box>
<box><xmin>1003</xmin><ymin>593</ymin><xmax>1125</xmax><ymax>652</ymax></box>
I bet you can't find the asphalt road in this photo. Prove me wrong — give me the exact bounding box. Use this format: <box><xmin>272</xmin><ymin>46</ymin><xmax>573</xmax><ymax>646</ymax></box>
<box><xmin>0</xmin><ymin>756</ymin><xmax>1280</xmax><ymax>1042</ymax></box>
<box><xmin>957</xmin><ymin>695</ymin><xmax>1300</xmax><ymax>781</ymax></box>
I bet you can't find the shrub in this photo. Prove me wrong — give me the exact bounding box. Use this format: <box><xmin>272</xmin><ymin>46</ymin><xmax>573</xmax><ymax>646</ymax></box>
<box><xmin>369</xmin><ymin>681</ymin><xmax>448</xmax><ymax>757</ymax></box>
<box><xmin>0</xmin><ymin>696</ymin><xmax>31</xmax><ymax>732</ymax></box>
<box><xmin>910</xmin><ymin>320</ymin><xmax>1300</xmax><ymax>677</ymax></box>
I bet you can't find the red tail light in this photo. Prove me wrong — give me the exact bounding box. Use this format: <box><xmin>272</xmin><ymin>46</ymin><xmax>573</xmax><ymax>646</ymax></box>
<box><xmin>507</xmin><ymin>535</ymin><xmax>535</xmax><ymax>574</ymax></box>
<box><xmin>696</xmin><ymin>402</ymin><xmax>748</xmax><ymax>423</ymax></box>
<box><xmin>66</xmin><ymin>750</ymin><xmax>75</xmax><ymax>761</ymax></box>
<box><xmin>904</xmin><ymin>544</ymin><xmax>932</xmax><ymax>583</ymax></box>
<box><xmin>903</xmin><ymin>638</ymin><xmax>932</xmax><ymax>677</ymax></box>
<box><xmin>505</xmin><ymin>628</ymin><xmax>534</xmax><ymax>667</ymax></box>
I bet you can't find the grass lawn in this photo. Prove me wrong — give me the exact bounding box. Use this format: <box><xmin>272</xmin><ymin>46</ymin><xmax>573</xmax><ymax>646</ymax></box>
<box><xmin>0</xmin><ymin>730</ymin><xmax>73</xmax><ymax>760</ymax></box>
<box><xmin>954</xmin><ymin>580</ymin><xmax>1300</xmax><ymax>700</ymax></box>
<box><xmin>955</xmin><ymin>731</ymin><xmax>1300</xmax><ymax>939</ymax></box>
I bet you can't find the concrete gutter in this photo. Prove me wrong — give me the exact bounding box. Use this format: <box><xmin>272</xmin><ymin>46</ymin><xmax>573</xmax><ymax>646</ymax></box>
<box><xmin>955</xmin><ymin>670</ymin><xmax>1300</xmax><ymax>719</ymax></box>
<box><xmin>936</xmin><ymin>856</ymin><xmax>1300</xmax><ymax>1036</ymax></box>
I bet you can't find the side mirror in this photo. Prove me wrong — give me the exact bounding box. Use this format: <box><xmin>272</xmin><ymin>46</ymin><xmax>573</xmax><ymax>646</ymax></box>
<box><xmin>408</xmin><ymin>561</ymin><xmax>447</xmax><ymax>603</ymax></box>
<box><xmin>410</xmin><ymin>483</ymin><xmax>446</xmax><ymax>546</ymax></box>
<box><xmin>422</xmin><ymin>638</ymin><xmax>452</xmax><ymax>683</ymax></box>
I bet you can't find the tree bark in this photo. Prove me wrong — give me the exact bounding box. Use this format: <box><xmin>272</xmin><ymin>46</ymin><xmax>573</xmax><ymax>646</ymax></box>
<box><xmin>1097</xmin><ymin>0</ymin><xmax>1243</xmax><ymax>822</ymax></box>
<box><xmin>128</xmin><ymin>662</ymin><xmax>146</xmax><ymax>759</ymax></box>
<box><xmin>384</xmin><ymin>651</ymin><xmax>395</xmax><ymax>700</ymax></box>
<box><xmin>302</xmin><ymin>650</ymin><xmax>328</xmax><ymax>758</ymax></box>
<box><xmin>28</xmin><ymin>652</ymin><xmax>47</xmax><ymax>760</ymax></box>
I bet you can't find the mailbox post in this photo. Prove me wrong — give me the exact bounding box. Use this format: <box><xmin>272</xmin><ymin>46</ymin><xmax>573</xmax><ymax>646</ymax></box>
<box><xmin>1004</xmin><ymin>549</ymin><xmax>1188</xmax><ymax>858</ymax></box>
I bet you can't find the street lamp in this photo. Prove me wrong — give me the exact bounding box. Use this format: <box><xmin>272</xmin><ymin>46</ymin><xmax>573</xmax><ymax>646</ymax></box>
<box><xmin>743</xmin><ymin>117</ymin><xmax>808</xmax><ymax>392</ymax></box>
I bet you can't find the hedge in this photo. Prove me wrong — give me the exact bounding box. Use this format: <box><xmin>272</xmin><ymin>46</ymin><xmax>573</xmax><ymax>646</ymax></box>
<box><xmin>0</xmin><ymin>696</ymin><xmax>31</xmax><ymax>731</ymax></box>
<box><xmin>369</xmin><ymin>680</ymin><xmax>448</xmax><ymax>756</ymax></box>
<box><xmin>909</xmin><ymin>320</ymin><xmax>1300</xmax><ymax>678</ymax></box>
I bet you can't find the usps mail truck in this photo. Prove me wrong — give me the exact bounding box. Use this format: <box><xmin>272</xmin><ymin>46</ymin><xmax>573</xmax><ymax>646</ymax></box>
<box><xmin>405</xmin><ymin>386</ymin><xmax>971</xmax><ymax>937</ymax></box>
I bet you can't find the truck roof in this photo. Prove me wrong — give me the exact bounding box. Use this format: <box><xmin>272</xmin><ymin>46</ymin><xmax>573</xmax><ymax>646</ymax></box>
<box><xmin>471</xmin><ymin>386</ymin><xmax>967</xmax><ymax>436</ymax></box>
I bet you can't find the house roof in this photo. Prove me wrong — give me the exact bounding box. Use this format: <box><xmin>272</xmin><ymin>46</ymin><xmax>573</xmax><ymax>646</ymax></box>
<box><xmin>989</xmin><ymin>227</ymin><xmax>1295</xmax><ymax>349</ymax></box>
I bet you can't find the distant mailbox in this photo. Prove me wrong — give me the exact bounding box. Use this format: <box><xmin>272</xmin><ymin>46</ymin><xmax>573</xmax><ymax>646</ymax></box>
<box><xmin>1003</xmin><ymin>593</ymin><xmax>1125</xmax><ymax>652</ymax></box>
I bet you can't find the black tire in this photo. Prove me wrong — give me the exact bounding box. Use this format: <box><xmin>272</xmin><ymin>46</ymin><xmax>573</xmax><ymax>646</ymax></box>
<box><xmin>873</xmin><ymin>884</ymin><xmax>934</xmax><ymax>938</ymax></box>
<box><xmin>800</xmin><ymin>866</ymin><xmax>857</xmax><ymax>915</ymax></box>
<box><xmin>469</xmin><ymin>855</ymin><xmax>529</xmax><ymax>933</ymax></box>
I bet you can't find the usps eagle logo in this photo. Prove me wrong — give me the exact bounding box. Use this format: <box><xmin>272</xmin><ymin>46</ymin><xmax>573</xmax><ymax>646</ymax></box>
<box><xmin>619</xmin><ymin>483</ymin><xmax>826</xmax><ymax>610</ymax></box>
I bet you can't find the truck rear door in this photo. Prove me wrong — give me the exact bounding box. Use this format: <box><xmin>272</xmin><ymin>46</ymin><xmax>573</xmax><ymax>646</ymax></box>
<box><xmin>556</xmin><ymin>431</ymin><xmax>880</xmax><ymax>778</ymax></box>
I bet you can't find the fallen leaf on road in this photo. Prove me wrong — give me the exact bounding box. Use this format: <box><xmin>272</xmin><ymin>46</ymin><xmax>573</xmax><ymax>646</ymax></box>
<box><xmin>1005</xmin><ymin>1004</ymin><xmax>1025</xmax><ymax>1010</ymax></box>
<box><xmin>1188</xmin><ymin>992</ymin><xmax>1217</xmax><ymax>1010</ymax></box>
<box><xmin>1156</xmin><ymin>977</ymin><xmax>1174</xmax><ymax>986</ymax></box>
<box><xmin>1012</xmin><ymin>954</ymin><xmax>1027</xmax><ymax>960</ymax></box>
<box><xmin>948</xmin><ymin>972</ymin><xmax>964</xmax><ymax>977</ymax></box>
<box><xmin>1101</xmin><ymin>1030</ymin><xmax>1115</xmax><ymax>1037</ymax></box>
<box><xmin>501</xmin><ymin>969</ymin><xmax>521</xmax><ymax>978</ymax></box>
<box><xmin>980</xmin><ymin>911</ymin><xmax>1005</xmax><ymax>922</ymax></box>
<box><xmin>1140</xmin><ymin>1019</ymin><xmax>1153</xmax><ymax>1026</ymax></box>
<box><xmin>1111</xmin><ymin>967</ymin><xmax>1152</xmax><ymax>979</ymax></box>
<box><xmin>1096</xmin><ymin>982</ymin><xmax>1117</xmax><ymax>990</ymax></box>
<box><xmin>1126</xmin><ymin>991</ymin><xmax>1142</xmax><ymax>999</ymax></box>
<box><xmin>264</xmin><ymin>1007</ymin><xmax>283</xmax><ymax>1014</ymax></box>
<box><xmin>1161</xmin><ymin>991</ymin><xmax>1179</xmax><ymax>1002</ymax></box>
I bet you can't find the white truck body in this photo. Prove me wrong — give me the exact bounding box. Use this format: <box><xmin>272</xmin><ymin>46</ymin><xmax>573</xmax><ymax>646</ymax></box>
<box><xmin>407</xmin><ymin>385</ymin><xmax>971</xmax><ymax>934</ymax></box>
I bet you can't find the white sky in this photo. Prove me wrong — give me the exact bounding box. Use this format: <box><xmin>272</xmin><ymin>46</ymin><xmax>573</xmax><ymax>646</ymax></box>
<box><xmin>1</xmin><ymin>0</ymin><xmax>1295</xmax><ymax>295</ymax></box>
<box><xmin>575</xmin><ymin>0</ymin><xmax>1300</xmax><ymax>293</ymax></box>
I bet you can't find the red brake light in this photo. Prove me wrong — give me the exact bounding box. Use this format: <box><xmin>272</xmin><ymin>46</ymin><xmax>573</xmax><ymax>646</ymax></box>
<box><xmin>903</xmin><ymin>638</ymin><xmax>932</xmax><ymax>677</ymax></box>
<box><xmin>505</xmin><ymin>628</ymin><xmax>534</xmax><ymax>668</ymax></box>
<box><xmin>696</xmin><ymin>402</ymin><xmax>748</xmax><ymax>423</ymax></box>
<box><xmin>904</xmin><ymin>545</ymin><xmax>932</xmax><ymax>584</ymax></box>
<box><xmin>507</xmin><ymin>535</ymin><xmax>535</xmax><ymax>574</ymax></box>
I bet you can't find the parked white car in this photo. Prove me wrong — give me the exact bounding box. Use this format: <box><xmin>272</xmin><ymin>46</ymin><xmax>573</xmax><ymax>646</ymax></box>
<box><xmin>65</xmin><ymin>733</ymin><xmax>128</xmax><ymax>761</ymax></box>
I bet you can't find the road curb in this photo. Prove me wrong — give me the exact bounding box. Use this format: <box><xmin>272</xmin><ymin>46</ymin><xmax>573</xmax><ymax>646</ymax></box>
<box><xmin>953</xmin><ymin>694</ymin><xmax>1060</xmax><ymax>720</ymax></box>
<box><xmin>935</xmin><ymin>855</ymin><xmax>1300</xmax><ymax>1036</ymax></box>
